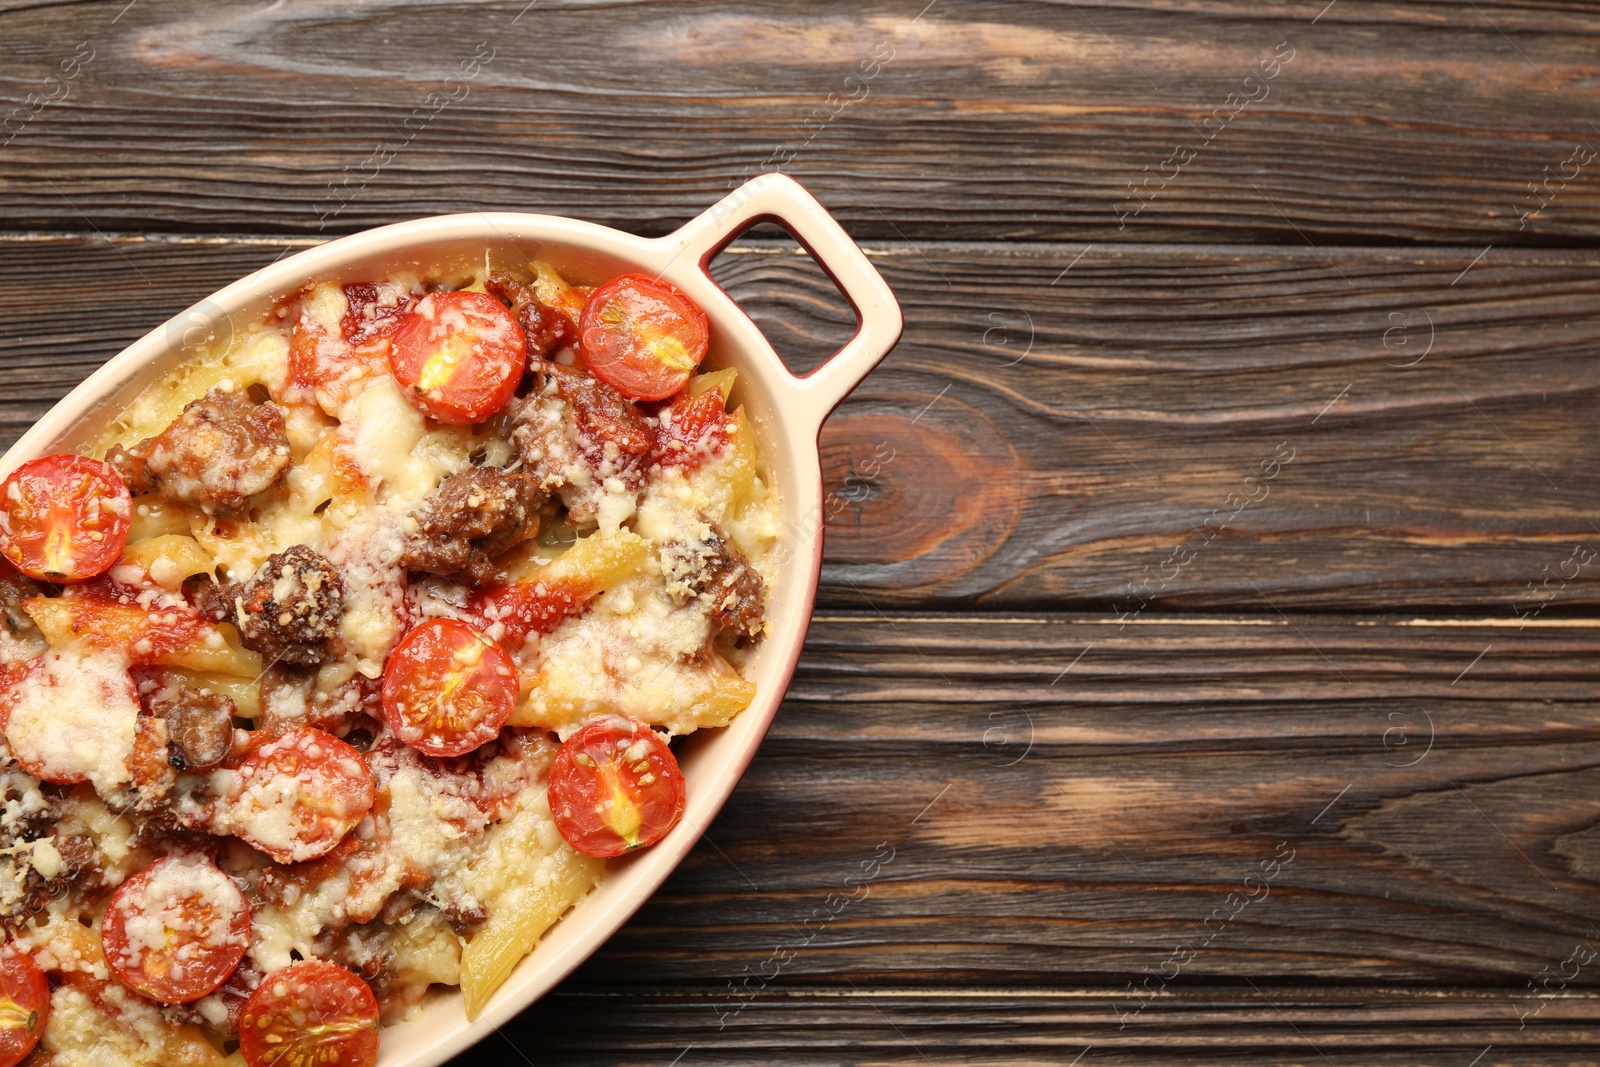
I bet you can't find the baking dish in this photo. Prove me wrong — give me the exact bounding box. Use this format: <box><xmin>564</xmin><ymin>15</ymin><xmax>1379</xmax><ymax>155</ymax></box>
<box><xmin>0</xmin><ymin>172</ymin><xmax>903</xmax><ymax>1065</ymax></box>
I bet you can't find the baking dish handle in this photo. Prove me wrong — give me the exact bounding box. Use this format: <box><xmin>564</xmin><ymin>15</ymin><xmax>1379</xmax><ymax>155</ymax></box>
<box><xmin>665</xmin><ymin>173</ymin><xmax>903</xmax><ymax>433</ymax></box>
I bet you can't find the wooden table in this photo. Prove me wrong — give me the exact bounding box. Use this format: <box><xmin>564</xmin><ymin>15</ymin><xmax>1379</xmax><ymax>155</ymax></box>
<box><xmin>5</xmin><ymin>1</ymin><xmax>1600</xmax><ymax>1062</ymax></box>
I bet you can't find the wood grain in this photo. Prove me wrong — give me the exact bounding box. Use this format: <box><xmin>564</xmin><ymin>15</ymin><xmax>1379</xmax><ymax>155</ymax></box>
<box><xmin>5</xmin><ymin>235</ymin><xmax>1600</xmax><ymax>613</ymax></box>
<box><xmin>499</xmin><ymin>988</ymin><xmax>1600</xmax><ymax>1065</ymax></box>
<box><xmin>470</xmin><ymin>612</ymin><xmax>1600</xmax><ymax>1062</ymax></box>
<box><xmin>9</xmin><ymin>3</ymin><xmax>1600</xmax><ymax>1056</ymax></box>
<box><xmin>2</xmin><ymin>1</ymin><xmax>1600</xmax><ymax>243</ymax></box>
<box><xmin>573</xmin><ymin>614</ymin><xmax>1600</xmax><ymax>989</ymax></box>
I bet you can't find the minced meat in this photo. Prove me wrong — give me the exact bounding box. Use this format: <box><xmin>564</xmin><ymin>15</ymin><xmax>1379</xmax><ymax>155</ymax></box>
<box><xmin>107</xmin><ymin>386</ymin><xmax>291</xmax><ymax>514</ymax></box>
<box><xmin>199</xmin><ymin>545</ymin><xmax>344</xmax><ymax>667</ymax></box>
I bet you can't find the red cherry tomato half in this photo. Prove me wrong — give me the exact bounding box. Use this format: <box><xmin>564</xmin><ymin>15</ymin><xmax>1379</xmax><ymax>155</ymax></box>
<box><xmin>101</xmin><ymin>854</ymin><xmax>251</xmax><ymax>1004</ymax></box>
<box><xmin>388</xmin><ymin>291</ymin><xmax>528</xmax><ymax>424</ymax></box>
<box><xmin>654</xmin><ymin>386</ymin><xmax>732</xmax><ymax>470</ymax></box>
<box><xmin>578</xmin><ymin>274</ymin><xmax>710</xmax><ymax>402</ymax></box>
<box><xmin>0</xmin><ymin>651</ymin><xmax>139</xmax><ymax>787</ymax></box>
<box><xmin>382</xmin><ymin>619</ymin><xmax>518</xmax><ymax>758</ymax></box>
<box><xmin>548</xmin><ymin>716</ymin><xmax>686</xmax><ymax>858</ymax></box>
<box><xmin>468</xmin><ymin>571</ymin><xmax>595</xmax><ymax>647</ymax></box>
<box><xmin>0</xmin><ymin>945</ymin><xmax>48</xmax><ymax>1067</ymax></box>
<box><xmin>0</xmin><ymin>455</ymin><xmax>131</xmax><ymax>582</ymax></box>
<box><xmin>239</xmin><ymin>960</ymin><xmax>379</xmax><ymax>1067</ymax></box>
<box><xmin>227</xmin><ymin>728</ymin><xmax>375</xmax><ymax>864</ymax></box>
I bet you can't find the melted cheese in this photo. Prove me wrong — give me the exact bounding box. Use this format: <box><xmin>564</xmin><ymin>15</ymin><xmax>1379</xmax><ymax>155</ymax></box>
<box><xmin>341</xmin><ymin>377</ymin><xmax>428</xmax><ymax>499</ymax></box>
<box><xmin>9</xmin><ymin>262</ymin><xmax>785</xmax><ymax>1051</ymax></box>
<box><xmin>326</xmin><ymin>511</ymin><xmax>409</xmax><ymax>677</ymax></box>
<box><xmin>228</xmin><ymin>331</ymin><xmax>290</xmax><ymax>397</ymax></box>
<box><xmin>41</xmin><ymin>982</ymin><xmax>213</xmax><ymax>1067</ymax></box>
<box><xmin>520</xmin><ymin>447</ymin><xmax>776</xmax><ymax>736</ymax></box>
<box><xmin>245</xmin><ymin>736</ymin><xmax>552</xmax><ymax>976</ymax></box>
<box><xmin>523</xmin><ymin>587</ymin><xmax>745</xmax><ymax>736</ymax></box>
<box><xmin>457</xmin><ymin>781</ymin><xmax>574</xmax><ymax>905</ymax></box>
<box><xmin>2</xmin><ymin>650</ymin><xmax>138</xmax><ymax>795</ymax></box>
<box><xmin>388</xmin><ymin>909</ymin><xmax>462</xmax><ymax>989</ymax></box>
<box><xmin>338</xmin><ymin>376</ymin><xmax>486</xmax><ymax>514</ymax></box>
<box><xmin>0</xmin><ymin>765</ymin><xmax>51</xmax><ymax>916</ymax></box>
<box><xmin>13</xmin><ymin>906</ymin><xmax>108</xmax><ymax>980</ymax></box>
<box><xmin>249</xmin><ymin>867</ymin><xmax>355</xmax><ymax>973</ymax></box>
<box><xmin>0</xmin><ymin>628</ymin><xmax>46</xmax><ymax>667</ymax></box>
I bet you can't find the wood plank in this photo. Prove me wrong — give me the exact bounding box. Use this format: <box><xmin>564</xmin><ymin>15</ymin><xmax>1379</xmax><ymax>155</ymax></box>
<box><xmin>552</xmin><ymin>614</ymin><xmax>1600</xmax><ymax>992</ymax></box>
<box><xmin>490</xmin><ymin>987</ymin><xmax>1600</xmax><ymax>1065</ymax></box>
<box><xmin>4</xmin><ymin>236</ymin><xmax>1600</xmax><ymax>612</ymax></box>
<box><xmin>2</xmin><ymin>1</ymin><xmax>1600</xmax><ymax>243</ymax></box>
<box><xmin>462</xmin><ymin>612</ymin><xmax>1600</xmax><ymax>1062</ymax></box>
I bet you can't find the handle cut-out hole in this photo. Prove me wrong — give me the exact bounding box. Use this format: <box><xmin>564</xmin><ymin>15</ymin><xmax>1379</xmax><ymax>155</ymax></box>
<box><xmin>706</xmin><ymin>227</ymin><xmax>860</xmax><ymax>379</ymax></box>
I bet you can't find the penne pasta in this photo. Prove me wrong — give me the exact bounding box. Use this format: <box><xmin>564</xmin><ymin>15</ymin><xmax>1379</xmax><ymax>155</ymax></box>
<box><xmin>513</xmin><ymin>648</ymin><xmax>756</xmax><ymax>736</ymax></box>
<box><xmin>126</xmin><ymin>497</ymin><xmax>194</xmax><ymax>542</ymax></box>
<box><xmin>25</xmin><ymin>597</ymin><xmax>262</xmax><ymax>678</ymax></box>
<box><xmin>97</xmin><ymin>336</ymin><xmax>283</xmax><ymax>457</ymax></box>
<box><xmin>149</xmin><ymin>668</ymin><xmax>262</xmax><ymax>720</ymax></box>
<box><xmin>688</xmin><ymin>366</ymin><xmax>737</xmax><ymax>401</ymax></box>
<box><xmin>528</xmin><ymin>259</ymin><xmax>589</xmax><ymax>324</ymax></box>
<box><xmin>458</xmin><ymin>791</ymin><xmax>604</xmax><ymax>1020</ymax></box>
<box><xmin>119</xmin><ymin>534</ymin><xmax>216</xmax><ymax>590</ymax></box>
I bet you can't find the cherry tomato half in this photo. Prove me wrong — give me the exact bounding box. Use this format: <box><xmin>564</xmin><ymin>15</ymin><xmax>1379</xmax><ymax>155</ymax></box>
<box><xmin>0</xmin><ymin>945</ymin><xmax>49</xmax><ymax>1067</ymax></box>
<box><xmin>578</xmin><ymin>274</ymin><xmax>709</xmax><ymax>402</ymax></box>
<box><xmin>468</xmin><ymin>572</ymin><xmax>596</xmax><ymax>648</ymax></box>
<box><xmin>0</xmin><ymin>455</ymin><xmax>131</xmax><ymax>582</ymax></box>
<box><xmin>0</xmin><ymin>651</ymin><xmax>140</xmax><ymax>787</ymax></box>
<box><xmin>388</xmin><ymin>291</ymin><xmax>527</xmax><ymax>424</ymax></box>
<box><xmin>239</xmin><ymin>960</ymin><xmax>379</xmax><ymax>1067</ymax></box>
<box><xmin>654</xmin><ymin>387</ymin><xmax>732</xmax><ymax>470</ymax></box>
<box><xmin>548</xmin><ymin>716</ymin><xmax>686</xmax><ymax>858</ymax></box>
<box><xmin>101</xmin><ymin>854</ymin><xmax>251</xmax><ymax>1004</ymax></box>
<box><xmin>382</xmin><ymin>619</ymin><xmax>518</xmax><ymax>758</ymax></box>
<box><xmin>226</xmin><ymin>728</ymin><xmax>375</xmax><ymax>864</ymax></box>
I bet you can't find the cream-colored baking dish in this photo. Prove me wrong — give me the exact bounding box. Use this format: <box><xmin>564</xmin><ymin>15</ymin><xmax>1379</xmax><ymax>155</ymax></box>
<box><xmin>0</xmin><ymin>173</ymin><xmax>903</xmax><ymax>1066</ymax></box>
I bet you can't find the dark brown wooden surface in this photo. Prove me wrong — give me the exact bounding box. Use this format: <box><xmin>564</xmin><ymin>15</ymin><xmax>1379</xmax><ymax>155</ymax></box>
<box><xmin>5</xmin><ymin>1</ymin><xmax>1600</xmax><ymax>244</ymax></box>
<box><xmin>5</xmin><ymin>0</ymin><xmax>1600</xmax><ymax>1063</ymax></box>
<box><xmin>527</xmin><ymin>613</ymin><xmax>1600</xmax><ymax>1064</ymax></box>
<box><xmin>667</xmin><ymin>614</ymin><xmax>1600</xmax><ymax>985</ymax></box>
<box><xmin>8</xmin><ymin>236</ymin><xmax>1600</xmax><ymax>612</ymax></box>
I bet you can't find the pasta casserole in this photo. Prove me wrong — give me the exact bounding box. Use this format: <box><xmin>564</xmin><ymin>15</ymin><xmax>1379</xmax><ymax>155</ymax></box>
<box><xmin>0</xmin><ymin>259</ymin><xmax>779</xmax><ymax>1067</ymax></box>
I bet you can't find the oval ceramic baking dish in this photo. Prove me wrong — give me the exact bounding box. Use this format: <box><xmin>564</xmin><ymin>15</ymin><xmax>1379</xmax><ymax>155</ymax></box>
<box><xmin>0</xmin><ymin>172</ymin><xmax>903</xmax><ymax>1066</ymax></box>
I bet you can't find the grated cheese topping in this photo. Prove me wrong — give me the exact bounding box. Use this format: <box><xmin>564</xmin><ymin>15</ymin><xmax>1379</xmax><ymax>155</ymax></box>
<box><xmin>1</xmin><ymin>649</ymin><xmax>139</xmax><ymax>795</ymax></box>
<box><xmin>2</xmin><ymin>257</ymin><xmax>782</xmax><ymax>1051</ymax></box>
<box><xmin>106</xmin><ymin>855</ymin><xmax>245</xmax><ymax>979</ymax></box>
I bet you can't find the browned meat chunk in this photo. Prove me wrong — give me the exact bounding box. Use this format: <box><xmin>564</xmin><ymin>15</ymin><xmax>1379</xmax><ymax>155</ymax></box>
<box><xmin>662</xmin><ymin>521</ymin><xmax>766</xmax><ymax>642</ymax></box>
<box><xmin>484</xmin><ymin>272</ymin><xmax>575</xmax><ymax>359</ymax></box>
<box><xmin>106</xmin><ymin>386</ymin><xmax>291</xmax><ymax>515</ymax></box>
<box><xmin>149</xmin><ymin>686</ymin><xmax>235</xmax><ymax>771</ymax></box>
<box><xmin>328</xmin><ymin>931</ymin><xmax>396</xmax><ymax>999</ymax></box>
<box><xmin>5</xmin><ymin>834</ymin><xmax>99</xmax><ymax>927</ymax></box>
<box><xmin>200</xmin><ymin>545</ymin><xmax>344</xmax><ymax>667</ymax></box>
<box><xmin>509</xmin><ymin>363</ymin><xmax>653</xmax><ymax>525</ymax></box>
<box><xmin>0</xmin><ymin>563</ymin><xmax>43</xmax><ymax>645</ymax></box>
<box><xmin>255</xmin><ymin>662</ymin><xmax>378</xmax><ymax>741</ymax></box>
<box><xmin>439</xmin><ymin>895</ymin><xmax>488</xmax><ymax>934</ymax></box>
<box><xmin>401</xmin><ymin>466</ymin><xmax>544</xmax><ymax>585</ymax></box>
